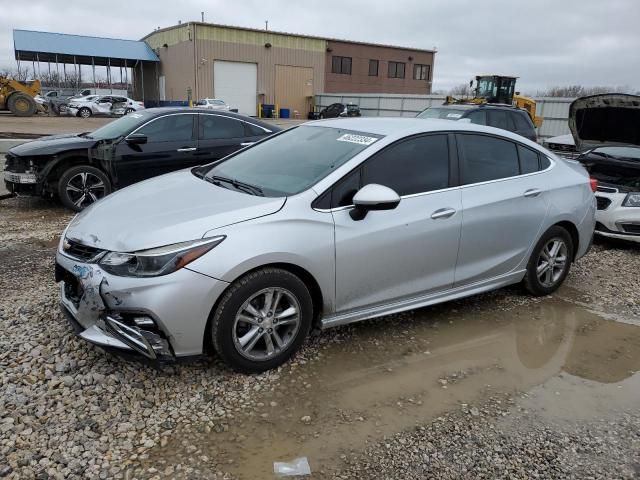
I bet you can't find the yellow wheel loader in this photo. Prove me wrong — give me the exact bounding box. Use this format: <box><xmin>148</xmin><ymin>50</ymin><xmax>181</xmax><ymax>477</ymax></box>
<box><xmin>446</xmin><ymin>75</ymin><xmax>543</xmax><ymax>128</ymax></box>
<box><xmin>0</xmin><ymin>77</ymin><xmax>41</xmax><ymax>117</ymax></box>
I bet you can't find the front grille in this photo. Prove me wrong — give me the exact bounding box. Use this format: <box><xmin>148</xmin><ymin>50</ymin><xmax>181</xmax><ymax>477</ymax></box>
<box><xmin>620</xmin><ymin>223</ymin><xmax>640</xmax><ymax>235</ymax></box>
<box><xmin>596</xmin><ymin>196</ymin><xmax>612</xmax><ymax>210</ymax></box>
<box><xmin>62</xmin><ymin>238</ymin><xmax>105</xmax><ymax>262</ymax></box>
<box><xmin>547</xmin><ymin>143</ymin><xmax>576</xmax><ymax>153</ymax></box>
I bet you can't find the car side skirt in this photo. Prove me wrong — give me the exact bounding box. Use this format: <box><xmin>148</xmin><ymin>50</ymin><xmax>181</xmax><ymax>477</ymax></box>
<box><xmin>320</xmin><ymin>270</ymin><xmax>526</xmax><ymax>329</ymax></box>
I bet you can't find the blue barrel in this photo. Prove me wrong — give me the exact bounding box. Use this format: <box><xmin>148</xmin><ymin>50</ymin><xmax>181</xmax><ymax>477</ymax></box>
<box><xmin>279</xmin><ymin>108</ymin><xmax>290</xmax><ymax>119</ymax></box>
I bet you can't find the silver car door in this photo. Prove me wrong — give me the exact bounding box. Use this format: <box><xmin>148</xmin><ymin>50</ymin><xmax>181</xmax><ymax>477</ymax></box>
<box><xmin>332</xmin><ymin>133</ymin><xmax>462</xmax><ymax>313</ymax></box>
<box><xmin>454</xmin><ymin>134</ymin><xmax>549</xmax><ymax>287</ymax></box>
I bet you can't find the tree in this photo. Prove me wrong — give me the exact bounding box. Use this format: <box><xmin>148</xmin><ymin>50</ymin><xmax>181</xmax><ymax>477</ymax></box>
<box><xmin>448</xmin><ymin>83</ymin><xmax>473</xmax><ymax>97</ymax></box>
<box><xmin>537</xmin><ymin>85</ymin><xmax>638</xmax><ymax>97</ymax></box>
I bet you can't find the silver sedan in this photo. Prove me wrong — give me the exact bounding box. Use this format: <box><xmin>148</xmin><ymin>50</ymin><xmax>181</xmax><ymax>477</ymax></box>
<box><xmin>55</xmin><ymin>118</ymin><xmax>596</xmax><ymax>372</ymax></box>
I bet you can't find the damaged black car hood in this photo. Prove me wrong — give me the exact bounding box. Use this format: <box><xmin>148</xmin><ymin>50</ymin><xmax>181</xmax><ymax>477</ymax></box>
<box><xmin>9</xmin><ymin>133</ymin><xmax>95</xmax><ymax>157</ymax></box>
<box><xmin>66</xmin><ymin>169</ymin><xmax>286</xmax><ymax>252</ymax></box>
<box><xmin>569</xmin><ymin>94</ymin><xmax>640</xmax><ymax>151</ymax></box>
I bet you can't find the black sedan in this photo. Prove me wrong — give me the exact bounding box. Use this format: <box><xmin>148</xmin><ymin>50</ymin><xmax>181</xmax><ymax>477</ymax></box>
<box><xmin>3</xmin><ymin>108</ymin><xmax>280</xmax><ymax>211</ymax></box>
<box><xmin>318</xmin><ymin>103</ymin><xmax>361</xmax><ymax>119</ymax></box>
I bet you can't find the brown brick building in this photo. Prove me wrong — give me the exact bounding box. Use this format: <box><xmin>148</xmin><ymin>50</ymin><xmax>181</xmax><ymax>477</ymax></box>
<box><xmin>325</xmin><ymin>40</ymin><xmax>434</xmax><ymax>95</ymax></box>
<box><xmin>140</xmin><ymin>23</ymin><xmax>435</xmax><ymax>117</ymax></box>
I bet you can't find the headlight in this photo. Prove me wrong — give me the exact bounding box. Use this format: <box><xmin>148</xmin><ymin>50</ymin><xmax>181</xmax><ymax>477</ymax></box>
<box><xmin>622</xmin><ymin>193</ymin><xmax>640</xmax><ymax>207</ymax></box>
<box><xmin>99</xmin><ymin>236</ymin><xmax>225</xmax><ymax>277</ymax></box>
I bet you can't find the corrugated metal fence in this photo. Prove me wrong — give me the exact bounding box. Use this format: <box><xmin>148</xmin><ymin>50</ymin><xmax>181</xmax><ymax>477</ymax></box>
<box><xmin>315</xmin><ymin>93</ymin><xmax>575</xmax><ymax>140</ymax></box>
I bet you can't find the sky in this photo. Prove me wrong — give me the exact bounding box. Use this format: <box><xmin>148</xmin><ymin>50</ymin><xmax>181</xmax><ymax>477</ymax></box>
<box><xmin>2</xmin><ymin>0</ymin><xmax>639</xmax><ymax>94</ymax></box>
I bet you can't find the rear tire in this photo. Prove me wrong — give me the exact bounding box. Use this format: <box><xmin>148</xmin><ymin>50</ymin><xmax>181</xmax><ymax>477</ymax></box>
<box><xmin>210</xmin><ymin>268</ymin><xmax>313</xmax><ymax>373</ymax></box>
<box><xmin>523</xmin><ymin>226</ymin><xmax>574</xmax><ymax>296</ymax></box>
<box><xmin>57</xmin><ymin>165</ymin><xmax>111</xmax><ymax>212</ymax></box>
<box><xmin>78</xmin><ymin>107</ymin><xmax>92</xmax><ymax>118</ymax></box>
<box><xmin>8</xmin><ymin>93</ymin><xmax>37</xmax><ymax>117</ymax></box>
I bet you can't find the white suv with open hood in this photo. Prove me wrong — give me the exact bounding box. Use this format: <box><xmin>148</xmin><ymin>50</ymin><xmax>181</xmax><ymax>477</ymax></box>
<box><xmin>572</xmin><ymin>94</ymin><xmax>640</xmax><ymax>243</ymax></box>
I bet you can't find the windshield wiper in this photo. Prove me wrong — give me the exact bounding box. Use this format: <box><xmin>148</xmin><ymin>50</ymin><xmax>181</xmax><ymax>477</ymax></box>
<box><xmin>207</xmin><ymin>175</ymin><xmax>264</xmax><ymax>196</ymax></box>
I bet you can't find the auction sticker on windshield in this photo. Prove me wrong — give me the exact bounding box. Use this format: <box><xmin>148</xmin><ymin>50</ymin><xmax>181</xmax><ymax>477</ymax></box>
<box><xmin>337</xmin><ymin>134</ymin><xmax>378</xmax><ymax>146</ymax></box>
<box><xmin>446</xmin><ymin>113</ymin><xmax>463</xmax><ymax>119</ymax></box>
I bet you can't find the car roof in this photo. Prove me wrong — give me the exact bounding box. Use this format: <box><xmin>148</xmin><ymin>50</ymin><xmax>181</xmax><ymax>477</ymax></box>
<box><xmin>428</xmin><ymin>104</ymin><xmax>525</xmax><ymax>113</ymax></box>
<box><xmin>307</xmin><ymin>117</ymin><xmax>541</xmax><ymax>148</ymax></box>
<box><xmin>143</xmin><ymin>107</ymin><xmax>281</xmax><ymax>131</ymax></box>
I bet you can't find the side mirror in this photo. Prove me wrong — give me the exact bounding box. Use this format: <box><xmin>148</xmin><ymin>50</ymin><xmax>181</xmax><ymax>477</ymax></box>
<box><xmin>125</xmin><ymin>133</ymin><xmax>148</xmax><ymax>145</ymax></box>
<box><xmin>350</xmin><ymin>184</ymin><xmax>401</xmax><ymax>220</ymax></box>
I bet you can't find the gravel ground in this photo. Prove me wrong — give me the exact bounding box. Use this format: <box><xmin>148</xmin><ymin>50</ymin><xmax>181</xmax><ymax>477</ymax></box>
<box><xmin>1</xmin><ymin>196</ymin><xmax>639</xmax><ymax>479</ymax></box>
<box><xmin>325</xmin><ymin>393</ymin><xmax>640</xmax><ymax>480</ymax></box>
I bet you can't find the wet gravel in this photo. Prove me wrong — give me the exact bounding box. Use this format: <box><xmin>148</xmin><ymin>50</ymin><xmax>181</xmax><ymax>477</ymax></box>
<box><xmin>1</xmin><ymin>197</ymin><xmax>639</xmax><ymax>479</ymax></box>
<box><xmin>325</xmin><ymin>393</ymin><xmax>640</xmax><ymax>480</ymax></box>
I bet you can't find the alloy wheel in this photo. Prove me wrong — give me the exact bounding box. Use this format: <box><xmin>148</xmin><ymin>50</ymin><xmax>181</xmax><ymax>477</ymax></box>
<box><xmin>66</xmin><ymin>172</ymin><xmax>106</xmax><ymax>208</ymax></box>
<box><xmin>536</xmin><ymin>238</ymin><xmax>568</xmax><ymax>288</ymax></box>
<box><xmin>232</xmin><ymin>287</ymin><xmax>301</xmax><ymax>361</ymax></box>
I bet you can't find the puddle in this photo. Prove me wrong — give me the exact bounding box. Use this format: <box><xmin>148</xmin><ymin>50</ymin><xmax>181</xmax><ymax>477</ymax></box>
<box><xmin>137</xmin><ymin>296</ymin><xmax>640</xmax><ymax>478</ymax></box>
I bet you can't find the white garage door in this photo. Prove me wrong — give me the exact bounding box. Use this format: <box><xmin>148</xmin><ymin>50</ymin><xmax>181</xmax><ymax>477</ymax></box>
<box><xmin>214</xmin><ymin>61</ymin><xmax>257</xmax><ymax>116</ymax></box>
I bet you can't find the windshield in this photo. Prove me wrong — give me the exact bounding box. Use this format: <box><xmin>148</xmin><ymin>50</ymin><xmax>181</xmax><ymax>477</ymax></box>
<box><xmin>88</xmin><ymin>111</ymin><xmax>152</xmax><ymax>140</ymax></box>
<box><xmin>416</xmin><ymin>107</ymin><xmax>468</xmax><ymax>120</ymax></box>
<box><xmin>204</xmin><ymin>126</ymin><xmax>382</xmax><ymax>197</ymax></box>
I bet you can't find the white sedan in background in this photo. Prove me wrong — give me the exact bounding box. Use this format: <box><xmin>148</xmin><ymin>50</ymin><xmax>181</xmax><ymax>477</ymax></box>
<box><xmin>67</xmin><ymin>95</ymin><xmax>145</xmax><ymax>118</ymax></box>
<box><xmin>195</xmin><ymin>98</ymin><xmax>232</xmax><ymax>111</ymax></box>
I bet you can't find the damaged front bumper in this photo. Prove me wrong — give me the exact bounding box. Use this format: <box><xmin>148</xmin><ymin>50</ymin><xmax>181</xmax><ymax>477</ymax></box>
<box><xmin>55</xmin><ymin>245</ymin><xmax>229</xmax><ymax>360</ymax></box>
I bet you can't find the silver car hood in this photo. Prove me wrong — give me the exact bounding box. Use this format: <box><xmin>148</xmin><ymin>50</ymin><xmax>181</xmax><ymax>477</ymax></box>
<box><xmin>569</xmin><ymin>94</ymin><xmax>640</xmax><ymax>151</ymax></box>
<box><xmin>66</xmin><ymin>170</ymin><xmax>286</xmax><ymax>252</ymax></box>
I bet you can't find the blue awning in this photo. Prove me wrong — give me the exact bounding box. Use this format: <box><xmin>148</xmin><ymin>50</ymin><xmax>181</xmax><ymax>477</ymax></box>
<box><xmin>13</xmin><ymin>29</ymin><xmax>159</xmax><ymax>67</ymax></box>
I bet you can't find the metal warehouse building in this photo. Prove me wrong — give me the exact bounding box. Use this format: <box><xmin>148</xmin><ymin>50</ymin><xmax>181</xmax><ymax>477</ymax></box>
<box><xmin>139</xmin><ymin>23</ymin><xmax>435</xmax><ymax>117</ymax></box>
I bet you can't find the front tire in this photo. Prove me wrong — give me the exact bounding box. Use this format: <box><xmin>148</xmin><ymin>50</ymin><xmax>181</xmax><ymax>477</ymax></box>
<box><xmin>57</xmin><ymin>165</ymin><xmax>112</xmax><ymax>212</ymax></box>
<box><xmin>210</xmin><ymin>268</ymin><xmax>313</xmax><ymax>373</ymax></box>
<box><xmin>523</xmin><ymin>226</ymin><xmax>573</xmax><ymax>296</ymax></box>
<box><xmin>78</xmin><ymin>107</ymin><xmax>92</xmax><ymax>118</ymax></box>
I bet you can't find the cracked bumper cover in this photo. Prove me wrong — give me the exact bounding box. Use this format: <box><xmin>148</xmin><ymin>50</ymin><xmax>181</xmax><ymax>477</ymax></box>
<box><xmin>55</xmin><ymin>249</ymin><xmax>230</xmax><ymax>358</ymax></box>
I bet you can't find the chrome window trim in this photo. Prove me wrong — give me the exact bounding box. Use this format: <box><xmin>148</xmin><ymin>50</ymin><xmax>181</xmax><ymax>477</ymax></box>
<box><xmin>313</xmin><ymin>185</ymin><xmax>462</xmax><ymax>213</ymax></box>
<box><xmin>199</xmin><ymin>112</ymin><xmax>273</xmax><ymax>133</ymax></box>
<box><xmin>312</xmin><ymin>151</ymin><xmax>555</xmax><ymax>213</ymax></box>
<box><xmin>130</xmin><ymin>112</ymin><xmax>198</xmax><ymax>137</ymax></box>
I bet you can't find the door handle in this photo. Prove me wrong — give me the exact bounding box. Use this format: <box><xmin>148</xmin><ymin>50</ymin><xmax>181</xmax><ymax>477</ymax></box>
<box><xmin>431</xmin><ymin>208</ymin><xmax>456</xmax><ymax>220</ymax></box>
<box><xmin>524</xmin><ymin>188</ymin><xmax>542</xmax><ymax>198</ymax></box>
<box><xmin>177</xmin><ymin>147</ymin><xmax>197</xmax><ymax>152</ymax></box>
<box><xmin>240</xmin><ymin>142</ymin><xmax>255</xmax><ymax>147</ymax></box>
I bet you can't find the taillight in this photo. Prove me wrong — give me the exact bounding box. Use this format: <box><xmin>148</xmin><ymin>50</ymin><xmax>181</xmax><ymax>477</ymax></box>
<box><xmin>590</xmin><ymin>177</ymin><xmax>598</xmax><ymax>192</ymax></box>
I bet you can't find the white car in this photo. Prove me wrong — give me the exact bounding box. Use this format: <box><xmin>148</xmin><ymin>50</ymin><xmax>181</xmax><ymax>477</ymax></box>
<box><xmin>67</xmin><ymin>95</ymin><xmax>145</xmax><ymax>118</ymax></box>
<box><xmin>543</xmin><ymin>133</ymin><xmax>579</xmax><ymax>159</ymax></box>
<box><xmin>570</xmin><ymin>94</ymin><xmax>640</xmax><ymax>243</ymax></box>
<box><xmin>195</xmin><ymin>98</ymin><xmax>231</xmax><ymax>111</ymax></box>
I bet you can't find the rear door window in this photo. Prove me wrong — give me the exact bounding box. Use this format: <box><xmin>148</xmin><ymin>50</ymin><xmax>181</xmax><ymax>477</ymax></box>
<box><xmin>361</xmin><ymin>134</ymin><xmax>450</xmax><ymax>196</ymax></box>
<box><xmin>199</xmin><ymin>115</ymin><xmax>245</xmax><ymax>139</ymax></box>
<box><xmin>458</xmin><ymin>134</ymin><xmax>520</xmax><ymax>184</ymax></box>
<box><xmin>488</xmin><ymin>110</ymin><xmax>516</xmax><ymax>131</ymax></box>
